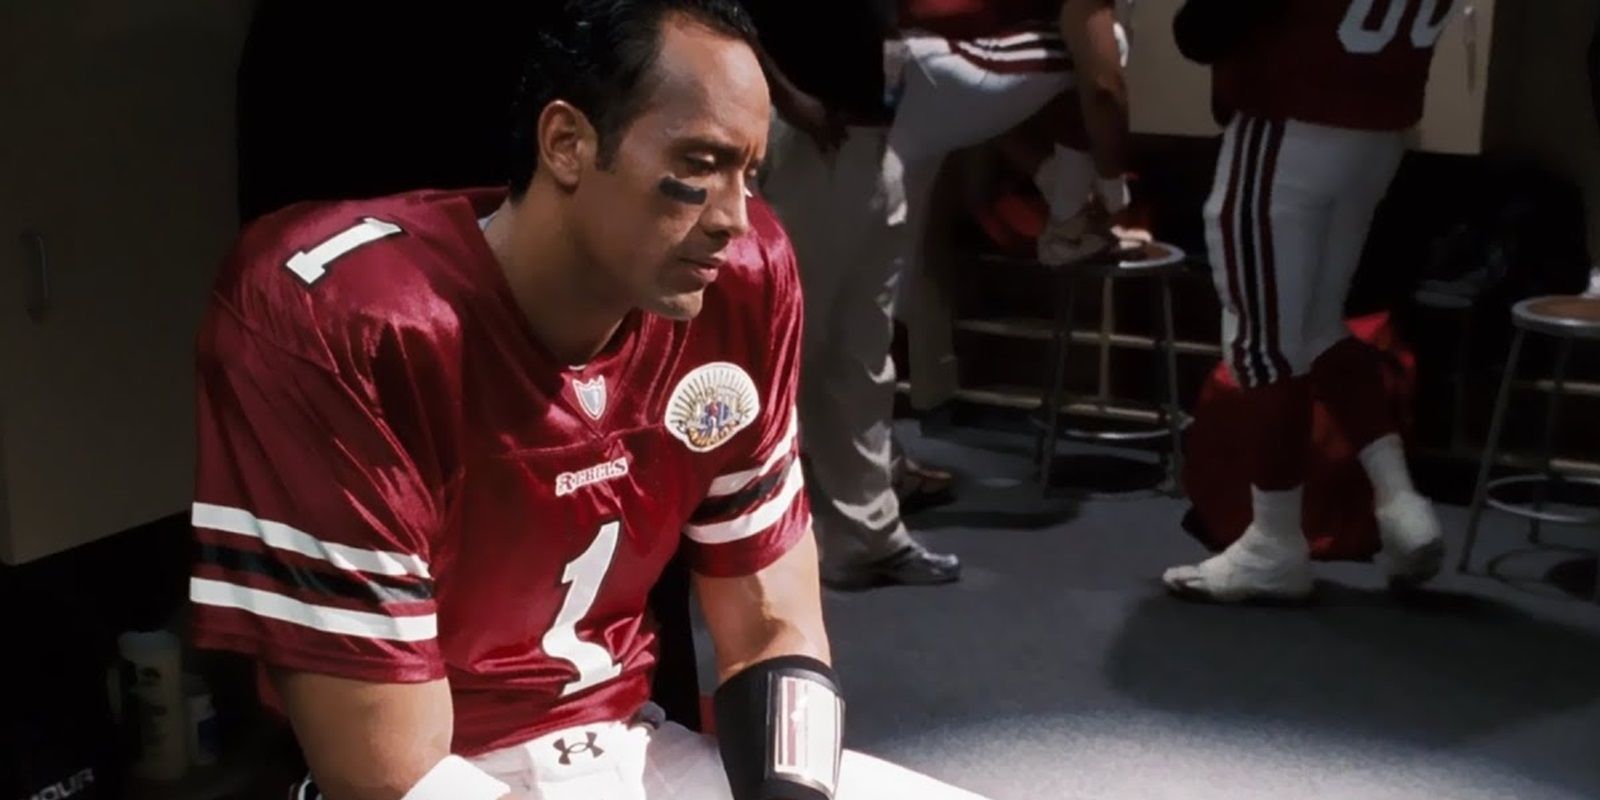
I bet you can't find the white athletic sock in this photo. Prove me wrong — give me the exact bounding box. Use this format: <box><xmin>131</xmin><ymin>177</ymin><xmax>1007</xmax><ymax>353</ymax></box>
<box><xmin>1250</xmin><ymin>485</ymin><xmax>1307</xmax><ymax>548</ymax></box>
<box><xmin>1032</xmin><ymin>144</ymin><xmax>1096</xmax><ymax>222</ymax></box>
<box><xmin>1358</xmin><ymin>433</ymin><xmax>1416</xmax><ymax>508</ymax></box>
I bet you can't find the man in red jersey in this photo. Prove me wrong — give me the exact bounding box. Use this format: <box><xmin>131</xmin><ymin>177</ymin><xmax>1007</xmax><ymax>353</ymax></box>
<box><xmin>1163</xmin><ymin>0</ymin><xmax>1456</xmax><ymax>603</ymax></box>
<box><xmin>188</xmin><ymin>2</ymin><xmax>991</xmax><ymax>798</ymax></box>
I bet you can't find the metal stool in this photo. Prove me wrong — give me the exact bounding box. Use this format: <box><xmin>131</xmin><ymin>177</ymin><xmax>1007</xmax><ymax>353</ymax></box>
<box><xmin>1459</xmin><ymin>293</ymin><xmax>1600</xmax><ymax>600</ymax></box>
<box><xmin>1027</xmin><ymin>240</ymin><xmax>1189</xmax><ymax>494</ymax></box>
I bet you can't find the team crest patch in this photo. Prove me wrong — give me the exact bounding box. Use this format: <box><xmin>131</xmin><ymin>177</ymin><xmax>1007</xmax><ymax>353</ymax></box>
<box><xmin>572</xmin><ymin>376</ymin><xmax>607</xmax><ymax>420</ymax></box>
<box><xmin>665</xmin><ymin>362</ymin><xmax>760</xmax><ymax>452</ymax></box>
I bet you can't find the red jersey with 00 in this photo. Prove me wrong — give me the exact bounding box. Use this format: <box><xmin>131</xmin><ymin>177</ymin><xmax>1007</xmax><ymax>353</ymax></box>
<box><xmin>188</xmin><ymin>188</ymin><xmax>809</xmax><ymax>756</ymax></box>
<box><xmin>1216</xmin><ymin>0</ymin><xmax>1458</xmax><ymax>131</ymax></box>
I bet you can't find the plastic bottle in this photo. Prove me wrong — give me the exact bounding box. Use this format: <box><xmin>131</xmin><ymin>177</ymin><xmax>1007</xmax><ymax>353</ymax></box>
<box><xmin>117</xmin><ymin>630</ymin><xmax>188</xmax><ymax>781</ymax></box>
<box><xmin>184</xmin><ymin>674</ymin><xmax>220</xmax><ymax>767</ymax></box>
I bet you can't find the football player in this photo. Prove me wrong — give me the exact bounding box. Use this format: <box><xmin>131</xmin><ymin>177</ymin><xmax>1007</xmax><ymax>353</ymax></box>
<box><xmin>889</xmin><ymin>0</ymin><xmax>1134</xmax><ymax>261</ymax></box>
<box><xmin>1163</xmin><ymin>0</ymin><xmax>1455</xmax><ymax>603</ymax></box>
<box><xmin>188</xmin><ymin>2</ymin><xmax>991</xmax><ymax>798</ymax></box>
<box><xmin>887</xmin><ymin>0</ymin><xmax>1135</xmax><ymax>417</ymax></box>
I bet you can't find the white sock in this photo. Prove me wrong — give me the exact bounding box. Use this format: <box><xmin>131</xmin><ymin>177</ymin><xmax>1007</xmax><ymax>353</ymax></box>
<box><xmin>1250</xmin><ymin>485</ymin><xmax>1307</xmax><ymax>548</ymax></box>
<box><xmin>1032</xmin><ymin>144</ymin><xmax>1096</xmax><ymax>222</ymax></box>
<box><xmin>1358</xmin><ymin>433</ymin><xmax>1416</xmax><ymax>508</ymax></box>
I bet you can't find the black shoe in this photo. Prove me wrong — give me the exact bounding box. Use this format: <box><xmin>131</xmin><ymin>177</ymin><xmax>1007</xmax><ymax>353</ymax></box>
<box><xmin>822</xmin><ymin>545</ymin><xmax>962</xmax><ymax>590</ymax></box>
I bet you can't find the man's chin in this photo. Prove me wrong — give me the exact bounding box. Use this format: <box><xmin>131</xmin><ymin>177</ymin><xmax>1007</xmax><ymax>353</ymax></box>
<box><xmin>645</xmin><ymin>290</ymin><xmax>705</xmax><ymax>321</ymax></box>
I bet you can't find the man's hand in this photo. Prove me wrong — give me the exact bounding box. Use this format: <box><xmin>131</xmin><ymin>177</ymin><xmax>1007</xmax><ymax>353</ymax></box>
<box><xmin>779</xmin><ymin>88</ymin><xmax>848</xmax><ymax>155</ymax></box>
<box><xmin>756</xmin><ymin>42</ymin><xmax>848</xmax><ymax>156</ymax></box>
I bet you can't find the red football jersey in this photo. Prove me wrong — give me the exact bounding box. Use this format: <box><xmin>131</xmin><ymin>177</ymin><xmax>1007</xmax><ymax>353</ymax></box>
<box><xmin>188</xmin><ymin>188</ymin><xmax>810</xmax><ymax>756</ymax></box>
<box><xmin>1216</xmin><ymin>0</ymin><xmax>1458</xmax><ymax>130</ymax></box>
<box><xmin>900</xmin><ymin>0</ymin><xmax>1062</xmax><ymax>38</ymax></box>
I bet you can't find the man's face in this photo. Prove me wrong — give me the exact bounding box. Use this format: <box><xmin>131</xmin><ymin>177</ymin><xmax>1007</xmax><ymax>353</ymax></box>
<box><xmin>570</xmin><ymin>15</ymin><xmax>770</xmax><ymax>320</ymax></box>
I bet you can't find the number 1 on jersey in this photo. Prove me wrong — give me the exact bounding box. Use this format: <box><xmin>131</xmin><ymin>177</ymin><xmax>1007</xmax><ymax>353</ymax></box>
<box><xmin>543</xmin><ymin>521</ymin><xmax>625</xmax><ymax>697</ymax></box>
<box><xmin>284</xmin><ymin>217</ymin><xmax>402</xmax><ymax>285</ymax></box>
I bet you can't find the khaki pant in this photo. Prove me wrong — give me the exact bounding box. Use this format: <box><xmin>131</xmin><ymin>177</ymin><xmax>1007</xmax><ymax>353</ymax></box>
<box><xmin>761</xmin><ymin>120</ymin><xmax>914</xmax><ymax>570</ymax></box>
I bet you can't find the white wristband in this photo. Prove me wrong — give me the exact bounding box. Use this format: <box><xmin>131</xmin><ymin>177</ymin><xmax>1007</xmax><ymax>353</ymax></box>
<box><xmin>1095</xmin><ymin>175</ymin><xmax>1131</xmax><ymax>214</ymax></box>
<box><xmin>400</xmin><ymin>755</ymin><xmax>509</xmax><ymax>800</ymax></box>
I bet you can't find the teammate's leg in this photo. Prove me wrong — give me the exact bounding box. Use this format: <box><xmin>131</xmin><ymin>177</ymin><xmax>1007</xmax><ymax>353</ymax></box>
<box><xmin>888</xmin><ymin>34</ymin><xmax>1072</xmax><ymax>168</ymax></box>
<box><xmin>1165</xmin><ymin>116</ymin><xmax>1336</xmax><ymax>603</ymax></box>
<box><xmin>1304</xmin><ymin>132</ymin><xmax>1444</xmax><ymax>584</ymax></box>
<box><xmin>764</xmin><ymin>122</ymin><xmax>918</xmax><ymax>571</ymax></box>
<box><xmin>889</xmin><ymin>33</ymin><xmax>1071</xmax><ymax>408</ymax></box>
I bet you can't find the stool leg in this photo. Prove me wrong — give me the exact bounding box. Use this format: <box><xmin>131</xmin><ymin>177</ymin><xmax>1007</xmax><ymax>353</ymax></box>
<box><xmin>1461</xmin><ymin>328</ymin><xmax>1525</xmax><ymax>573</ymax></box>
<box><xmin>1040</xmin><ymin>277</ymin><xmax>1077</xmax><ymax>490</ymax></box>
<box><xmin>1035</xmin><ymin>271</ymin><xmax>1065</xmax><ymax>473</ymax></box>
<box><xmin>1160</xmin><ymin>275</ymin><xmax>1185</xmax><ymax>496</ymax></box>
<box><xmin>1449</xmin><ymin>312</ymin><xmax>1473</xmax><ymax>453</ymax></box>
<box><xmin>1529</xmin><ymin>337</ymin><xmax>1574</xmax><ymax>544</ymax></box>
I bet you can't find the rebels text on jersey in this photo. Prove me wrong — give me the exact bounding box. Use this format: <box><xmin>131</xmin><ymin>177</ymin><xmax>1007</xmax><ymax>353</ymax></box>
<box><xmin>188</xmin><ymin>188</ymin><xmax>809</xmax><ymax>756</ymax></box>
<box><xmin>1216</xmin><ymin>0</ymin><xmax>1459</xmax><ymax>131</ymax></box>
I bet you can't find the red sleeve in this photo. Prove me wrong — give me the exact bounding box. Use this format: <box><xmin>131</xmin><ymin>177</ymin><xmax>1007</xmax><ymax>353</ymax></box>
<box><xmin>682</xmin><ymin>210</ymin><xmax>811</xmax><ymax>578</ymax></box>
<box><xmin>188</xmin><ymin>303</ymin><xmax>445</xmax><ymax>683</ymax></box>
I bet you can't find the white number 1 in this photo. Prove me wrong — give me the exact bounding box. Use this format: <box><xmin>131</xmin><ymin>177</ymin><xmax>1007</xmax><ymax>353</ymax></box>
<box><xmin>542</xmin><ymin>521</ymin><xmax>624</xmax><ymax>697</ymax></box>
<box><xmin>283</xmin><ymin>217</ymin><xmax>402</xmax><ymax>285</ymax></box>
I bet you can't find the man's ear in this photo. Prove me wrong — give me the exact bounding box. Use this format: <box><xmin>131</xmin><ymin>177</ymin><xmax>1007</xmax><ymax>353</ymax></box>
<box><xmin>537</xmin><ymin>100</ymin><xmax>598</xmax><ymax>190</ymax></box>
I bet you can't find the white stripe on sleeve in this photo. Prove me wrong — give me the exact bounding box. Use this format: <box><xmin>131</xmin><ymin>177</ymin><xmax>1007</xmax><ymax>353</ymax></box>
<box><xmin>193</xmin><ymin>502</ymin><xmax>431</xmax><ymax>579</ymax></box>
<box><xmin>706</xmin><ymin>410</ymin><xmax>799</xmax><ymax>497</ymax></box>
<box><xmin>686</xmin><ymin>458</ymin><xmax>806</xmax><ymax>545</ymax></box>
<box><xmin>190</xmin><ymin>578</ymin><xmax>437</xmax><ymax>642</ymax></box>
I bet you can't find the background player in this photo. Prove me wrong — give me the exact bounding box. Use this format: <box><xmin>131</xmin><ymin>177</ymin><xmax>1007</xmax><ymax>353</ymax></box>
<box><xmin>890</xmin><ymin>0</ymin><xmax>1136</xmax><ymax>414</ymax></box>
<box><xmin>1163</xmin><ymin>0</ymin><xmax>1455</xmax><ymax>603</ymax></box>
<box><xmin>188</xmin><ymin>1</ymin><xmax>991</xmax><ymax>797</ymax></box>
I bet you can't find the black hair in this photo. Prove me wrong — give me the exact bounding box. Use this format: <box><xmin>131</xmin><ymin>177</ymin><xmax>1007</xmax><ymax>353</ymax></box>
<box><xmin>508</xmin><ymin>0</ymin><xmax>759</xmax><ymax>200</ymax></box>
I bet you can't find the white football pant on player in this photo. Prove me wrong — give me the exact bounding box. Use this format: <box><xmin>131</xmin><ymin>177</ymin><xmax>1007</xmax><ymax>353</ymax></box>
<box><xmin>1165</xmin><ymin>114</ymin><xmax>1445</xmax><ymax>601</ymax></box>
<box><xmin>463</xmin><ymin>710</ymin><xmax>991</xmax><ymax>800</ymax></box>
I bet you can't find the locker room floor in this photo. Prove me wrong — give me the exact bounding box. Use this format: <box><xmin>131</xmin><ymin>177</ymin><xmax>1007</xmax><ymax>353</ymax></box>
<box><xmin>762</xmin><ymin>421</ymin><xmax>1600</xmax><ymax>800</ymax></box>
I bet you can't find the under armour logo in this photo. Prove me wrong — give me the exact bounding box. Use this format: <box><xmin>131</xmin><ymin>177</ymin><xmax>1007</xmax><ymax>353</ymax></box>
<box><xmin>553</xmin><ymin>732</ymin><xmax>604</xmax><ymax>766</ymax></box>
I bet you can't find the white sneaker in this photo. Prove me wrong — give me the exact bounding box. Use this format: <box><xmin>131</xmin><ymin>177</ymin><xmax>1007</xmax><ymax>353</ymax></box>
<box><xmin>1162</xmin><ymin>524</ymin><xmax>1314</xmax><ymax>604</ymax></box>
<box><xmin>1037</xmin><ymin>205</ymin><xmax>1113</xmax><ymax>267</ymax></box>
<box><xmin>1374</xmin><ymin>491</ymin><xmax>1445</xmax><ymax>588</ymax></box>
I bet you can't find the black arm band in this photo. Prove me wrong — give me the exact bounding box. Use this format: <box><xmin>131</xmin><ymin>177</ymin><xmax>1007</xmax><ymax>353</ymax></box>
<box><xmin>713</xmin><ymin>655</ymin><xmax>845</xmax><ymax>800</ymax></box>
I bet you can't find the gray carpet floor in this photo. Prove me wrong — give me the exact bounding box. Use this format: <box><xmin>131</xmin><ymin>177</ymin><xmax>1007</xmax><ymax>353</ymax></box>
<box><xmin>810</xmin><ymin>422</ymin><xmax>1600</xmax><ymax>800</ymax></box>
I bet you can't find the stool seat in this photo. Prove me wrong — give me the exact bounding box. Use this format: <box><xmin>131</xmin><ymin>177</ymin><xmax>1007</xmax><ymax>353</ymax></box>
<box><xmin>978</xmin><ymin>240</ymin><xmax>1189</xmax><ymax>279</ymax></box>
<box><xmin>1512</xmin><ymin>294</ymin><xmax>1600</xmax><ymax>340</ymax></box>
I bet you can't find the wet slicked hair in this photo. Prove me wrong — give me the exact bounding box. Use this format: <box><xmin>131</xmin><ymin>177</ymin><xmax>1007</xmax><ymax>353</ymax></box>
<box><xmin>508</xmin><ymin>0</ymin><xmax>760</xmax><ymax>200</ymax></box>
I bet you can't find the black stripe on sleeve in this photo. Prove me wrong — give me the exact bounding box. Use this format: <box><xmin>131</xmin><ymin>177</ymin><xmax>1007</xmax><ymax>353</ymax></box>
<box><xmin>690</xmin><ymin>451</ymin><xmax>796</xmax><ymax>526</ymax></box>
<box><xmin>198</xmin><ymin>543</ymin><xmax>434</xmax><ymax>605</ymax></box>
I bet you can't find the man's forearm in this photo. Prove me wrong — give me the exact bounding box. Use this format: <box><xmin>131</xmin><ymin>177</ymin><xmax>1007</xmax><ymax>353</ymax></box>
<box><xmin>697</xmin><ymin>529</ymin><xmax>831</xmax><ymax>683</ymax></box>
<box><xmin>274</xmin><ymin>671</ymin><xmax>531</xmax><ymax>800</ymax></box>
<box><xmin>1062</xmin><ymin>1</ymin><xmax>1131</xmax><ymax>179</ymax></box>
<box><xmin>1078</xmin><ymin>81</ymin><xmax>1131</xmax><ymax>179</ymax></box>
